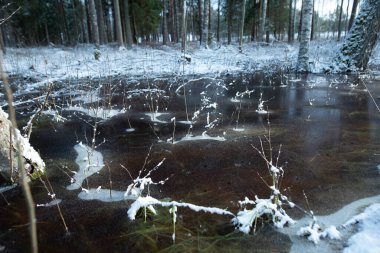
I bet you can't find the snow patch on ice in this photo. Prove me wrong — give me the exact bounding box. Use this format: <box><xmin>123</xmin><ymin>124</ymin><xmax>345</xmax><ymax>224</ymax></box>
<box><xmin>343</xmin><ymin>203</ymin><xmax>380</xmax><ymax>253</ymax></box>
<box><xmin>66</xmin><ymin>142</ymin><xmax>105</xmax><ymax>190</ymax></box>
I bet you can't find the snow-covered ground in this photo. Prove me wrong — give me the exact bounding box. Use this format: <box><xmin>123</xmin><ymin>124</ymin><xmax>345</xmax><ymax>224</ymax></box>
<box><xmin>4</xmin><ymin>40</ymin><xmax>379</xmax><ymax>91</ymax></box>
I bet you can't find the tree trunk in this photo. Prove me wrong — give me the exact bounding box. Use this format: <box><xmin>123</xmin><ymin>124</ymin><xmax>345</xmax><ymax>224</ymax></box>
<box><xmin>81</xmin><ymin>0</ymin><xmax>90</xmax><ymax>43</ymax></box>
<box><xmin>334</xmin><ymin>0</ymin><xmax>380</xmax><ymax>71</ymax></box>
<box><xmin>0</xmin><ymin>26</ymin><xmax>5</xmax><ymax>54</ymax></box>
<box><xmin>202</xmin><ymin>0</ymin><xmax>209</xmax><ymax>48</ymax></box>
<box><xmin>88</xmin><ymin>0</ymin><xmax>100</xmax><ymax>45</ymax></box>
<box><xmin>123</xmin><ymin>0</ymin><xmax>133</xmax><ymax>48</ymax></box>
<box><xmin>169</xmin><ymin>0</ymin><xmax>178</xmax><ymax>42</ymax></box>
<box><xmin>0</xmin><ymin>107</ymin><xmax>45</xmax><ymax>182</ymax></box>
<box><xmin>162</xmin><ymin>0</ymin><xmax>169</xmax><ymax>45</ymax></box>
<box><xmin>227</xmin><ymin>0</ymin><xmax>232</xmax><ymax>44</ymax></box>
<box><xmin>310</xmin><ymin>0</ymin><xmax>315</xmax><ymax>40</ymax></box>
<box><xmin>113</xmin><ymin>0</ymin><xmax>124</xmax><ymax>47</ymax></box>
<box><xmin>198</xmin><ymin>0</ymin><xmax>203</xmax><ymax>45</ymax></box>
<box><xmin>288</xmin><ymin>0</ymin><xmax>294</xmax><ymax>43</ymax></box>
<box><xmin>259</xmin><ymin>0</ymin><xmax>268</xmax><ymax>42</ymax></box>
<box><xmin>217</xmin><ymin>0</ymin><xmax>220</xmax><ymax>43</ymax></box>
<box><xmin>96</xmin><ymin>0</ymin><xmax>107</xmax><ymax>44</ymax></box>
<box><xmin>296</xmin><ymin>0</ymin><xmax>313</xmax><ymax>72</ymax></box>
<box><xmin>239</xmin><ymin>0</ymin><xmax>246</xmax><ymax>52</ymax></box>
<box><xmin>181</xmin><ymin>0</ymin><xmax>187</xmax><ymax>52</ymax></box>
<box><xmin>337</xmin><ymin>0</ymin><xmax>344</xmax><ymax>41</ymax></box>
<box><xmin>348</xmin><ymin>0</ymin><xmax>360</xmax><ymax>31</ymax></box>
<box><xmin>297</xmin><ymin>0</ymin><xmax>303</xmax><ymax>41</ymax></box>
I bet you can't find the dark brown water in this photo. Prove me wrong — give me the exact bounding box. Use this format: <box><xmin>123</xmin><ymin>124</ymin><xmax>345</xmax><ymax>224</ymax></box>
<box><xmin>1</xmin><ymin>72</ymin><xmax>380</xmax><ymax>253</ymax></box>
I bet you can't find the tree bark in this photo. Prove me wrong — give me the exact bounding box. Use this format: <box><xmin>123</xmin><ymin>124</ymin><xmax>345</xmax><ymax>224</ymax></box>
<box><xmin>202</xmin><ymin>0</ymin><xmax>209</xmax><ymax>48</ymax></box>
<box><xmin>181</xmin><ymin>0</ymin><xmax>187</xmax><ymax>52</ymax></box>
<box><xmin>113</xmin><ymin>0</ymin><xmax>124</xmax><ymax>47</ymax></box>
<box><xmin>296</xmin><ymin>0</ymin><xmax>313</xmax><ymax>72</ymax></box>
<box><xmin>123</xmin><ymin>0</ymin><xmax>133</xmax><ymax>48</ymax></box>
<box><xmin>88</xmin><ymin>0</ymin><xmax>100</xmax><ymax>45</ymax></box>
<box><xmin>288</xmin><ymin>0</ymin><xmax>294</xmax><ymax>43</ymax></box>
<box><xmin>217</xmin><ymin>0</ymin><xmax>220</xmax><ymax>43</ymax></box>
<box><xmin>239</xmin><ymin>0</ymin><xmax>246</xmax><ymax>52</ymax></box>
<box><xmin>96</xmin><ymin>0</ymin><xmax>107</xmax><ymax>44</ymax></box>
<box><xmin>227</xmin><ymin>0</ymin><xmax>232</xmax><ymax>44</ymax></box>
<box><xmin>0</xmin><ymin>107</ymin><xmax>45</xmax><ymax>182</ymax></box>
<box><xmin>81</xmin><ymin>0</ymin><xmax>90</xmax><ymax>43</ymax></box>
<box><xmin>259</xmin><ymin>0</ymin><xmax>268</xmax><ymax>42</ymax></box>
<box><xmin>198</xmin><ymin>0</ymin><xmax>203</xmax><ymax>45</ymax></box>
<box><xmin>162</xmin><ymin>0</ymin><xmax>169</xmax><ymax>45</ymax></box>
<box><xmin>334</xmin><ymin>0</ymin><xmax>380</xmax><ymax>71</ymax></box>
<box><xmin>348</xmin><ymin>0</ymin><xmax>360</xmax><ymax>31</ymax></box>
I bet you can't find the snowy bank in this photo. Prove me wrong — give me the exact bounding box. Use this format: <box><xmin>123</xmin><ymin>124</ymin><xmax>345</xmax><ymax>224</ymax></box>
<box><xmin>2</xmin><ymin>41</ymin><xmax>358</xmax><ymax>90</ymax></box>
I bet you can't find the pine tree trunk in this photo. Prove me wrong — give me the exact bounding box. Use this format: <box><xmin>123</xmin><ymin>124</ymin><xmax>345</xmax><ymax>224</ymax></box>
<box><xmin>288</xmin><ymin>0</ymin><xmax>294</xmax><ymax>43</ymax></box>
<box><xmin>217</xmin><ymin>0</ymin><xmax>220</xmax><ymax>43</ymax></box>
<box><xmin>239</xmin><ymin>0</ymin><xmax>246</xmax><ymax>52</ymax></box>
<box><xmin>227</xmin><ymin>0</ymin><xmax>232</xmax><ymax>45</ymax></box>
<box><xmin>348</xmin><ymin>0</ymin><xmax>360</xmax><ymax>31</ymax></box>
<box><xmin>96</xmin><ymin>0</ymin><xmax>107</xmax><ymax>44</ymax></box>
<box><xmin>310</xmin><ymin>0</ymin><xmax>315</xmax><ymax>40</ymax></box>
<box><xmin>81</xmin><ymin>0</ymin><xmax>90</xmax><ymax>43</ymax></box>
<box><xmin>181</xmin><ymin>0</ymin><xmax>187</xmax><ymax>52</ymax></box>
<box><xmin>88</xmin><ymin>0</ymin><xmax>100</xmax><ymax>45</ymax></box>
<box><xmin>113</xmin><ymin>0</ymin><xmax>124</xmax><ymax>47</ymax></box>
<box><xmin>296</xmin><ymin>0</ymin><xmax>313</xmax><ymax>72</ymax></box>
<box><xmin>334</xmin><ymin>0</ymin><xmax>380</xmax><ymax>71</ymax></box>
<box><xmin>202</xmin><ymin>0</ymin><xmax>209</xmax><ymax>48</ymax></box>
<box><xmin>259</xmin><ymin>0</ymin><xmax>267</xmax><ymax>42</ymax></box>
<box><xmin>169</xmin><ymin>0</ymin><xmax>178</xmax><ymax>42</ymax></box>
<box><xmin>123</xmin><ymin>0</ymin><xmax>133</xmax><ymax>48</ymax></box>
<box><xmin>162</xmin><ymin>0</ymin><xmax>169</xmax><ymax>45</ymax></box>
<box><xmin>198</xmin><ymin>0</ymin><xmax>203</xmax><ymax>45</ymax></box>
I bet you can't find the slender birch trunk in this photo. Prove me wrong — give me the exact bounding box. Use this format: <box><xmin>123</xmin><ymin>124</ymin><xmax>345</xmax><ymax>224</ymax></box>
<box><xmin>296</xmin><ymin>0</ymin><xmax>313</xmax><ymax>72</ymax></box>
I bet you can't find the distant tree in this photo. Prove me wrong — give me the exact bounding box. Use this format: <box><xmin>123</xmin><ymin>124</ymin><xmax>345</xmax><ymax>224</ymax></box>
<box><xmin>123</xmin><ymin>0</ymin><xmax>133</xmax><ymax>48</ymax></box>
<box><xmin>113</xmin><ymin>0</ymin><xmax>123</xmax><ymax>47</ymax></box>
<box><xmin>162</xmin><ymin>0</ymin><xmax>169</xmax><ymax>45</ymax></box>
<box><xmin>334</xmin><ymin>0</ymin><xmax>380</xmax><ymax>71</ymax></box>
<box><xmin>239</xmin><ymin>0</ymin><xmax>246</xmax><ymax>52</ymax></box>
<box><xmin>259</xmin><ymin>0</ymin><xmax>268</xmax><ymax>42</ymax></box>
<box><xmin>296</xmin><ymin>0</ymin><xmax>313</xmax><ymax>72</ymax></box>
<box><xmin>88</xmin><ymin>0</ymin><xmax>100</xmax><ymax>45</ymax></box>
<box><xmin>202</xmin><ymin>0</ymin><xmax>209</xmax><ymax>48</ymax></box>
<box><xmin>95</xmin><ymin>0</ymin><xmax>107</xmax><ymax>44</ymax></box>
<box><xmin>181</xmin><ymin>0</ymin><xmax>187</xmax><ymax>52</ymax></box>
<box><xmin>288</xmin><ymin>0</ymin><xmax>295</xmax><ymax>43</ymax></box>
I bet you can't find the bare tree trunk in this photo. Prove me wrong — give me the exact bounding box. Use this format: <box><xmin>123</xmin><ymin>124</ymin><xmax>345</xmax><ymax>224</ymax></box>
<box><xmin>88</xmin><ymin>0</ymin><xmax>100</xmax><ymax>45</ymax></box>
<box><xmin>181</xmin><ymin>0</ymin><xmax>187</xmax><ymax>52</ymax></box>
<box><xmin>310</xmin><ymin>0</ymin><xmax>315</xmax><ymax>40</ymax></box>
<box><xmin>162</xmin><ymin>0</ymin><xmax>169</xmax><ymax>45</ymax></box>
<box><xmin>169</xmin><ymin>0</ymin><xmax>178</xmax><ymax>42</ymax></box>
<box><xmin>337</xmin><ymin>0</ymin><xmax>344</xmax><ymax>41</ymax></box>
<box><xmin>298</xmin><ymin>0</ymin><xmax>303</xmax><ymax>41</ymax></box>
<box><xmin>217</xmin><ymin>0</ymin><xmax>220</xmax><ymax>43</ymax></box>
<box><xmin>297</xmin><ymin>0</ymin><xmax>313</xmax><ymax>72</ymax></box>
<box><xmin>348</xmin><ymin>0</ymin><xmax>360</xmax><ymax>31</ymax></box>
<box><xmin>288</xmin><ymin>0</ymin><xmax>294</xmax><ymax>43</ymax></box>
<box><xmin>81</xmin><ymin>0</ymin><xmax>90</xmax><ymax>43</ymax></box>
<box><xmin>96</xmin><ymin>0</ymin><xmax>107</xmax><ymax>44</ymax></box>
<box><xmin>202</xmin><ymin>0</ymin><xmax>209</xmax><ymax>48</ymax></box>
<box><xmin>227</xmin><ymin>0</ymin><xmax>232</xmax><ymax>44</ymax></box>
<box><xmin>239</xmin><ymin>0</ymin><xmax>246</xmax><ymax>52</ymax></box>
<box><xmin>123</xmin><ymin>0</ymin><xmax>133</xmax><ymax>48</ymax></box>
<box><xmin>198</xmin><ymin>0</ymin><xmax>203</xmax><ymax>45</ymax></box>
<box><xmin>334</xmin><ymin>0</ymin><xmax>380</xmax><ymax>71</ymax></box>
<box><xmin>259</xmin><ymin>0</ymin><xmax>267</xmax><ymax>42</ymax></box>
<box><xmin>113</xmin><ymin>0</ymin><xmax>124</xmax><ymax>47</ymax></box>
